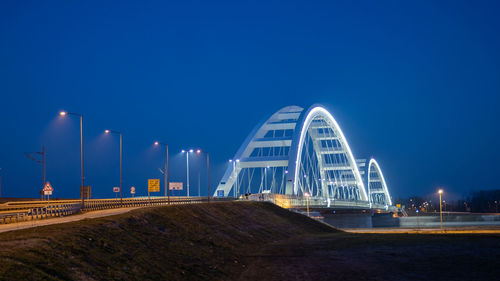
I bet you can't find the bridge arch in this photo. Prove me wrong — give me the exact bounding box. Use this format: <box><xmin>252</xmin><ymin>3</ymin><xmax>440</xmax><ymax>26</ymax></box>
<box><xmin>367</xmin><ymin>158</ymin><xmax>392</xmax><ymax>206</ymax></box>
<box><xmin>214</xmin><ymin>104</ymin><xmax>388</xmax><ymax>208</ymax></box>
<box><xmin>285</xmin><ymin>105</ymin><xmax>367</xmax><ymax>201</ymax></box>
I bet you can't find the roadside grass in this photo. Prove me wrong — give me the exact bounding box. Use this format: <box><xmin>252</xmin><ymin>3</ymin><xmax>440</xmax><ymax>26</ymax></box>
<box><xmin>0</xmin><ymin>201</ymin><xmax>336</xmax><ymax>280</ymax></box>
<box><xmin>1</xmin><ymin>202</ymin><xmax>498</xmax><ymax>281</ymax></box>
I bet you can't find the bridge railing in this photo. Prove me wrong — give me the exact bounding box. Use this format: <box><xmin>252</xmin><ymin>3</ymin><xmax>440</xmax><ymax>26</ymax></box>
<box><xmin>245</xmin><ymin>193</ymin><xmax>372</xmax><ymax>209</ymax></box>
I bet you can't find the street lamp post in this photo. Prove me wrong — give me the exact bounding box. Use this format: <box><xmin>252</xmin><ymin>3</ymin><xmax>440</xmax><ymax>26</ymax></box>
<box><xmin>0</xmin><ymin>168</ymin><xmax>2</xmax><ymax>199</ymax></box>
<box><xmin>438</xmin><ymin>189</ymin><xmax>444</xmax><ymax>229</ymax></box>
<box><xmin>154</xmin><ymin>141</ymin><xmax>169</xmax><ymax>204</ymax></box>
<box><xmin>59</xmin><ymin>111</ymin><xmax>85</xmax><ymax>207</ymax></box>
<box><xmin>416</xmin><ymin>209</ymin><xmax>420</xmax><ymax>229</ymax></box>
<box><xmin>207</xmin><ymin>152</ymin><xmax>210</xmax><ymax>203</ymax></box>
<box><xmin>304</xmin><ymin>192</ymin><xmax>310</xmax><ymax>217</ymax></box>
<box><xmin>181</xmin><ymin>149</ymin><xmax>194</xmax><ymax>197</ymax></box>
<box><xmin>229</xmin><ymin>159</ymin><xmax>240</xmax><ymax>198</ymax></box>
<box><xmin>105</xmin><ymin>130</ymin><xmax>123</xmax><ymax>206</ymax></box>
<box><xmin>265</xmin><ymin>165</ymin><xmax>269</xmax><ymax>192</ymax></box>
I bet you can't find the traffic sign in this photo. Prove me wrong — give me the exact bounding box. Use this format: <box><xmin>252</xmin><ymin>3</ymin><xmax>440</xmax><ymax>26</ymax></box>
<box><xmin>130</xmin><ymin>186</ymin><xmax>136</xmax><ymax>194</ymax></box>
<box><xmin>169</xmin><ymin>182</ymin><xmax>183</xmax><ymax>190</ymax></box>
<box><xmin>80</xmin><ymin>185</ymin><xmax>91</xmax><ymax>198</ymax></box>
<box><xmin>148</xmin><ymin>179</ymin><xmax>160</xmax><ymax>192</ymax></box>
<box><xmin>43</xmin><ymin>182</ymin><xmax>53</xmax><ymax>192</ymax></box>
<box><xmin>113</xmin><ymin>187</ymin><xmax>120</xmax><ymax>193</ymax></box>
<box><xmin>43</xmin><ymin>182</ymin><xmax>53</xmax><ymax>195</ymax></box>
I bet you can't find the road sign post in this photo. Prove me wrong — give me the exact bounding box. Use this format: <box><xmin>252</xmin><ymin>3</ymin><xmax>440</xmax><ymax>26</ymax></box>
<box><xmin>113</xmin><ymin>187</ymin><xmax>120</xmax><ymax>198</ymax></box>
<box><xmin>148</xmin><ymin>179</ymin><xmax>160</xmax><ymax>204</ymax></box>
<box><xmin>80</xmin><ymin>185</ymin><xmax>91</xmax><ymax>200</ymax></box>
<box><xmin>43</xmin><ymin>182</ymin><xmax>54</xmax><ymax>206</ymax></box>
<box><xmin>169</xmin><ymin>182</ymin><xmax>183</xmax><ymax>197</ymax></box>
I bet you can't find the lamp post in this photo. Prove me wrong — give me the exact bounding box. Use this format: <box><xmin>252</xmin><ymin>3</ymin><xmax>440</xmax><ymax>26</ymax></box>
<box><xmin>105</xmin><ymin>130</ymin><xmax>123</xmax><ymax>206</ymax></box>
<box><xmin>207</xmin><ymin>152</ymin><xmax>210</xmax><ymax>203</ymax></box>
<box><xmin>229</xmin><ymin>160</ymin><xmax>234</xmax><ymax>197</ymax></box>
<box><xmin>59</xmin><ymin>111</ymin><xmax>85</xmax><ymax>207</ymax></box>
<box><xmin>154</xmin><ymin>141</ymin><xmax>169</xmax><ymax>204</ymax></box>
<box><xmin>304</xmin><ymin>192</ymin><xmax>310</xmax><ymax>217</ymax></box>
<box><xmin>265</xmin><ymin>165</ymin><xmax>269</xmax><ymax>192</ymax></box>
<box><xmin>438</xmin><ymin>189</ymin><xmax>444</xmax><ymax>229</ymax></box>
<box><xmin>0</xmin><ymin>168</ymin><xmax>2</xmax><ymax>199</ymax></box>
<box><xmin>181</xmin><ymin>149</ymin><xmax>194</xmax><ymax>197</ymax></box>
<box><xmin>196</xmin><ymin>150</ymin><xmax>210</xmax><ymax>202</ymax></box>
<box><xmin>229</xmin><ymin>159</ymin><xmax>240</xmax><ymax>198</ymax></box>
<box><xmin>416</xmin><ymin>209</ymin><xmax>420</xmax><ymax>229</ymax></box>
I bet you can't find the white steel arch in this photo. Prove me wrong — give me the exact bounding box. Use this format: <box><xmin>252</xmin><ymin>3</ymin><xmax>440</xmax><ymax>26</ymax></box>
<box><xmin>213</xmin><ymin>104</ymin><xmax>390</xmax><ymax>208</ymax></box>
<box><xmin>214</xmin><ymin>105</ymin><xmax>303</xmax><ymax>197</ymax></box>
<box><xmin>286</xmin><ymin>105</ymin><xmax>368</xmax><ymax>201</ymax></box>
<box><xmin>367</xmin><ymin>158</ymin><xmax>392</xmax><ymax>206</ymax></box>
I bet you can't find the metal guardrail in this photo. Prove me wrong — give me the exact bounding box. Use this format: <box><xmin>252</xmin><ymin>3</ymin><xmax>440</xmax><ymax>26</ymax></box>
<box><xmin>0</xmin><ymin>197</ymin><xmax>230</xmax><ymax>225</ymax></box>
<box><xmin>83</xmin><ymin>196</ymin><xmax>213</xmax><ymax>211</ymax></box>
<box><xmin>1</xmin><ymin>203</ymin><xmax>81</xmax><ymax>224</ymax></box>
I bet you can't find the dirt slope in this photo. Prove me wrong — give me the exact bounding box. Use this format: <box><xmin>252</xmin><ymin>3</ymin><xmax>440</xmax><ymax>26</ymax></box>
<box><xmin>0</xmin><ymin>201</ymin><xmax>335</xmax><ymax>280</ymax></box>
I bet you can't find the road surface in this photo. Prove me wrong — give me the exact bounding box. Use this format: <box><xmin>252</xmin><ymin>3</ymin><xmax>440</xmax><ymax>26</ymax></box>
<box><xmin>343</xmin><ymin>226</ymin><xmax>500</xmax><ymax>234</ymax></box>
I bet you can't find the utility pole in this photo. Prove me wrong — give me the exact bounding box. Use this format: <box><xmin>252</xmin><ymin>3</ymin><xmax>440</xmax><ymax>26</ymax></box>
<box><xmin>80</xmin><ymin>115</ymin><xmax>84</xmax><ymax>207</ymax></box>
<box><xmin>42</xmin><ymin>146</ymin><xmax>46</xmax><ymax>185</ymax></box>
<box><xmin>120</xmin><ymin>133</ymin><xmax>122</xmax><ymax>206</ymax></box>
<box><xmin>25</xmin><ymin>146</ymin><xmax>46</xmax><ymax>194</ymax></box>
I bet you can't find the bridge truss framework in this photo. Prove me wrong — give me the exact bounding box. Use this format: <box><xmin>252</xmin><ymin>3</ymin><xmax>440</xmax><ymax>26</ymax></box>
<box><xmin>214</xmin><ymin>104</ymin><xmax>393</xmax><ymax>210</ymax></box>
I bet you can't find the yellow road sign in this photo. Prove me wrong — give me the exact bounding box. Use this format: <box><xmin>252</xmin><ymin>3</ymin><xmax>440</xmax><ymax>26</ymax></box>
<box><xmin>148</xmin><ymin>179</ymin><xmax>160</xmax><ymax>192</ymax></box>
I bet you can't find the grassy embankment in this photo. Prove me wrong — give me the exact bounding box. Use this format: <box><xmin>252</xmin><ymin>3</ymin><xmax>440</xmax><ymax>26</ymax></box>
<box><xmin>1</xmin><ymin>201</ymin><xmax>499</xmax><ymax>281</ymax></box>
<box><xmin>0</xmin><ymin>201</ymin><xmax>334</xmax><ymax>280</ymax></box>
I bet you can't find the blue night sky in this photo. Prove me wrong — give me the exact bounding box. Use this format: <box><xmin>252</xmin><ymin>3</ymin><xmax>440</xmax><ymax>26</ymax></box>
<box><xmin>1</xmin><ymin>0</ymin><xmax>499</xmax><ymax>200</ymax></box>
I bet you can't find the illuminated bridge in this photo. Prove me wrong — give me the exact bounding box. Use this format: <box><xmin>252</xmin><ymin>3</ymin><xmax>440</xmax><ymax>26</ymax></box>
<box><xmin>214</xmin><ymin>104</ymin><xmax>393</xmax><ymax>211</ymax></box>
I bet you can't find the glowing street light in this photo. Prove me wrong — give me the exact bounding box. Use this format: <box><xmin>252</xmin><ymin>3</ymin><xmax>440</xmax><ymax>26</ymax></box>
<box><xmin>59</xmin><ymin>110</ymin><xmax>85</xmax><ymax>207</ymax></box>
<box><xmin>189</xmin><ymin>149</ymin><xmax>210</xmax><ymax>202</ymax></box>
<box><xmin>438</xmin><ymin>189</ymin><xmax>444</xmax><ymax>229</ymax></box>
<box><xmin>304</xmin><ymin>192</ymin><xmax>311</xmax><ymax>217</ymax></box>
<box><xmin>154</xmin><ymin>141</ymin><xmax>169</xmax><ymax>203</ymax></box>
<box><xmin>105</xmin><ymin>129</ymin><xmax>123</xmax><ymax>206</ymax></box>
<box><xmin>181</xmin><ymin>149</ymin><xmax>195</xmax><ymax>197</ymax></box>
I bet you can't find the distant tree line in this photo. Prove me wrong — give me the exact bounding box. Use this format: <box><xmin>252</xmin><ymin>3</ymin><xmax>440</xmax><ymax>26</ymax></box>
<box><xmin>469</xmin><ymin>190</ymin><xmax>500</xmax><ymax>213</ymax></box>
<box><xmin>394</xmin><ymin>189</ymin><xmax>500</xmax><ymax>214</ymax></box>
